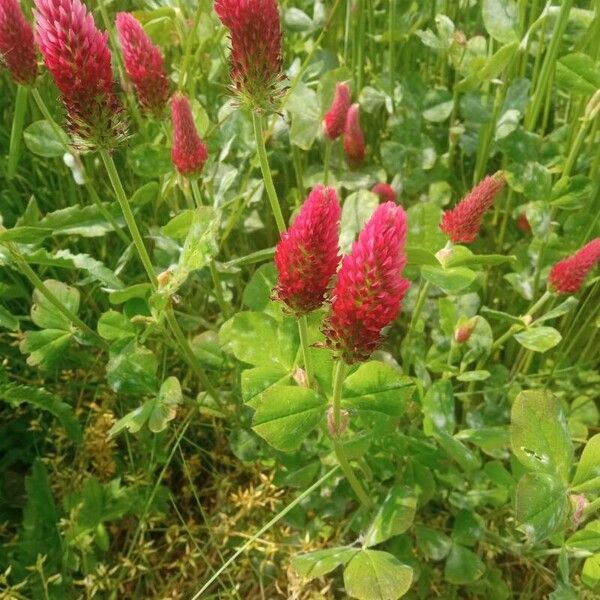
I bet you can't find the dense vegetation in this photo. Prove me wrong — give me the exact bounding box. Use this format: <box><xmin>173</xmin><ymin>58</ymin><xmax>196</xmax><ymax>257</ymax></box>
<box><xmin>1</xmin><ymin>0</ymin><xmax>600</xmax><ymax>598</ymax></box>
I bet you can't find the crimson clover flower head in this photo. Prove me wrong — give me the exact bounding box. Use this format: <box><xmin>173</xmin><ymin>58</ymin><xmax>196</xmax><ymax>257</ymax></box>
<box><xmin>274</xmin><ymin>186</ymin><xmax>341</xmax><ymax>315</ymax></box>
<box><xmin>34</xmin><ymin>0</ymin><xmax>125</xmax><ymax>150</ymax></box>
<box><xmin>214</xmin><ymin>0</ymin><xmax>285</xmax><ymax>112</ymax></box>
<box><xmin>323</xmin><ymin>202</ymin><xmax>410</xmax><ymax>363</ymax></box>
<box><xmin>371</xmin><ymin>183</ymin><xmax>397</xmax><ymax>204</ymax></box>
<box><xmin>343</xmin><ymin>103</ymin><xmax>365</xmax><ymax>169</ymax></box>
<box><xmin>323</xmin><ymin>82</ymin><xmax>351</xmax><ymax>140</ymax></box>
<box><xmin>116</xmin><ymin>12</ymin><xmax>170</xmax><ymax>116</ymax></box>
<box><xmin>548</xmin><ymin>238</ymin><xmax>600</xmax><ymax>294</ymax></box>
<box><xmin>0</xmin><ymin>0</ymin><xmax>38</xmax><ymax>85</ymax></box>
<box><xmin>170</xmin><ymin>93</ymin><xmax>208</xmax><ymax>177</ymax></box>
<box><xmin>516</xmin><ymin>212</ymin><xmax>532</xmax><ymax>234</ymax></box>
<box><xmin>440</xmin><ymin>172</ymin><xmax>506</xmax><ymax>243</ymax></box>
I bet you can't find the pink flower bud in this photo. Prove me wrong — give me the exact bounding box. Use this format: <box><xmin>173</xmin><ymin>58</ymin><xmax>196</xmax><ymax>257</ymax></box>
<box><xmin>274</xmin><ymin>186</ymin><xmax>341</xmax><ymax>315</ymax></box>
<box><xmin>440</xmin><ymin>172</ymin><xmax>506</xmax><ymax>243</ymax></box>
<box><xmin>371</xmin><ymin>183</ymin><xmax>397</xmax><ymax>204</ymax></box>
<box><xmin>323</xmin><ymin>82</ymin><xmax>350</xmax><ymax>140</ymax></box>
<box><xmin>454</xmin><ymin>320</ymin><xmax>476</xmax><ymax>344</ymax></box>
<box><xmin>170</xmin><ymin>93</ymin><xmax>208</xmax><ymax>177</ymax></box>
<box><xmin>34</xmin><ymin>0</ymin><xmax>124</xmax><ymax>149</ymax></box>
<box><xmin>214</xmin><ymin>0</ymin><xmax>284</xmax><ymax>111</ymax></box>
<box><xmin>549</xmin><ymin>238</ymin><xmax>600</xmax><ymax>294</ymax></box>
<box><xmin>343</xmin><ymin>103</ymin><xmax>365</xmax><ymax>169</ymax></box>
<box><xmin>323</xmin><ymin>202</ymin><xmax>410</xmax><ymax>363</ymax></box>
<box><xmin>0</xmin><ymin>0</ymin><xmax>38</xmax><ymax>85</ymax></box>
<box><xmin>116</xmin><ymin>13</ymin><xmax>170</xmax><ymax>116</ymax></box>
<box><xmin>516</xmin><ymin>212</ymin><xmax>531</xmax><ymax>233</ymax></box>
<box><xmin>327</xmin><ymin>406</ymin><xmax>349</xmax><ymax>437</ymax></box>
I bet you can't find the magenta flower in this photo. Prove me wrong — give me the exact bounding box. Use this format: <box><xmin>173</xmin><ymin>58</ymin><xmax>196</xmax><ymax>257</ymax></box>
<box><xmin>549</xmin><ymin>238</ymin><xmax>600</xmax><ymax>294</ymax></box>
<box><xmin>34</xmin><ymin>0</ymin><xmax>124</xmax><ymax>149</ymax></box>
<box><xmin>371</xmin><ymin>183</ymin><xmax>397</xmax><ymax>204</ymax></box>
<box><xmin>214</xmin><ymin>0</ymin><xmax>284</xmax><ymax>111</ymax></box>
<box><xmin>170</xmin><ymin>93</ymin><xmax>208</xmax><ymax>177</ymax></box>
<box><xmin>323</xmin><ymin>82</ymin><xmax>351</xmax><ymax>140</ymax></box>
<box><xmin>274</xmin><ymin>186</ymin><xmax>341</xmax><ymax>315</ymax></box>
<box><xmin>323</xmin><ymin>202</ymin><xmax>410</xmax><ymax>363</ymax></box>
<box><xmin>440</xmin><ymin>173</ymin><xmax>506</xmax><ymax>243</ymax></box>
<box><xmin>343</xmin><ymin>103</ymin><xmax>365</xmax><ymax>169</ymax></box>
<box><xmin>116</xmin><ymin>12</ymin><xmax>170</xmax><ymax>116</ymax></box>
<box><xmin>0</xmin><ymin>0</ymin><xmax>38</xmax><ymax>85</ymax></box>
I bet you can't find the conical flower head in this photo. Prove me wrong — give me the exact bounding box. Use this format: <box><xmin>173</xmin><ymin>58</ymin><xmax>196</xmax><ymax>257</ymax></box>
<box><xmin>371</xmin><ymin>183</ymin><xmax>397</xmax><ymax>204</ymax></box>
<box><xmin>343</xmin><ymin>103</ymin><xmax>365</xmax><ymax>169</ymax></box>
<box><xmin>34</xmin><ymin>0</ymin><xmax>124</xmax><ymax>149</ymax></box>
<box><xmin>274</xmin><ymin>186</ymin><xmax>341</xmax><ymax>315</ymax></box>
<box><xmin>214</xmin><ymin>0</ymin><xmax>284</xmax><ymax>112</ymax></box>
<box><xmin>323</xmin><ymin>82</ymin><xmax>350</xmax><ymax>140</ymax></box>
<box><xmin>170</xmin><ymin>93</ymin><xmax>208</xmax><ymax>177</ymax></box>
<box><xmin>440</xmin><ymin>172</ymin><xmax>505</xmax><ymax>243</ymax></box>
<box><xmin>323</xmin><ymin>202</ymin><xmax>410</xmax><ymax>363</ymax></box>
<box><xmin>116</xmin><ymin>13</ymin><xmax>170</xmax><ymax>116</ymax></box>
<box><xmin>549</xmin><ymin>238</ymin><xmax>600</xmax><ymax>294</ymax></box>
<box><xmin>0</xmin><ymin>0</ymin><xmax>38</xmax><ymax>85</ymax></box>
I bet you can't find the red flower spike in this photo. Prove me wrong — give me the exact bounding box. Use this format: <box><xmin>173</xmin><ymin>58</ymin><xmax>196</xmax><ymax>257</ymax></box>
<box><xmin>440</xmin><ymin>172</ymin><xmax>506</xmax><ymax>243</ymax></box>
<box><xmin>516</xmin><ymin>212</ymin><xmax>532</xmax><ymax>234</ymax></box>
<box><xmin>548</xmin><ymin>238</ymin><xmax>600</xmax><ymax>294</ymax></box>
<box><xmin>214</xmin><ymin>0</ymin><xmax>284</xmax><ymax>112</ymax></box>
<box><xmin>34</xmin><ymin>0</ymin><xmax>124</xmax><ymax>149</ymax></box>
<box><xmin>170</xmin><ymin>93</ymin><xmax>208</xmax><ymax>177</ymax></box>
<box><xmin>343</xmin><ymin>103</ymin><xmax>365</xmax><ymax>169</ymax></box>
<box><xmin>323</xmin><ymin>82</ymin><xmax>351</xmax><ymax>140</ymax></box>
<box><xmin>371</xmin><ymin>183</ymin><xmax>397</xmax><ymax>204</ymax></box>
<box><xmin>274</xmin><ymin>186</ymin><xmax>341</xmax><ymax>315</ymax></box>
<box><xmin>0</xmin><ymin>0</ymin><xmax>37</xmax><ymax>85</ymax></box>
<box><xmin>116</xmin><ymin>12</ymin><xmax>170</xmax><ymax>116</ymax></box>
<box><xmin>323</xmin><ymin>202</ymin><xmax>410</xmax><ymax>363</ymax></box>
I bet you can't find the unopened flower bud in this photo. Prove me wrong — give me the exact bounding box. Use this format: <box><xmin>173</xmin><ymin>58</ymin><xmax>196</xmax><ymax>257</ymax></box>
<box><xmin>327</xmin><ymin>406</ymin><xmax>349</xmax><ymax>437</ymax></box>
<box><xmin>570</xmin><ymin>494</ymin><xmax>589</xmax><ymax>528</ymax></box>
<box><xmin>157</xmin><ymin>270</ymin><xmax>172</xmax><ymax>287</ymax></box>
<box><xmin>292</xmin><ymin>367</ymin><xmax>309</xmax><ymax>388</ymax></box>
<box><xmin>454</xmin><ymin>319</ymin><xmax>476</xmax><ymax>343</ymax></box>
<box><xmin>436</xmin><ymin>246</ymin><xmax>453</xmax><ymax>267</ymax></box>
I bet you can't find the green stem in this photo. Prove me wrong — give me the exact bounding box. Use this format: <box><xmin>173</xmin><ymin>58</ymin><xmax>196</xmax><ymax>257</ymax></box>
<box><xmin>179</xmin><ymin>4</ymin><xmax>203</xmax><ymax>92</ymax></box>
<box><xmin>583</xmin><ymin>496</ymin><xmax>600</xmax><ymax>519</ymax></box>
<box><xmin>6</xmin><ymin>242</ymin><xmax>104</xmax><ymax>346</ymax></box>
<box><xmin>525</xmin><ymin>0</ymin><xmax>574</xmax><ymax>130</ymax></box>
<box><xmin>330</xmin><ymin>360</ymin><xmax>373</xmax><ymax>509</ymax></box>
<box><xmin>100</xmin><ymin>149</ymin><xmax>158</xmax><ymax>287</ymax></box>
<box><xmin>298</xmin><ymin>315</ymin><xmax>313</xmax><ymax>388</ymax></box>
<box><xmin>190</xmin><ymin>178</ymin><xmax>204</xmax><ymax>207</ymax></box>
<box><xmin>251</xmin><ymin>112</ymin><xmax>286</xmax><ymax>234</ymax></box>
<box><xmin>191</xmin><ymin>466</ymin><xmax>340</xmax><ymax>600</ymax></box>
<box><xmin>7</xmin><ymin>85</ymin><xmax>29</xmax><ymax>180</ymax></box>
<box><xmin>323</xmin><ymin>139</ymin><xmax>332</xmax><ymax>185</ymax></box>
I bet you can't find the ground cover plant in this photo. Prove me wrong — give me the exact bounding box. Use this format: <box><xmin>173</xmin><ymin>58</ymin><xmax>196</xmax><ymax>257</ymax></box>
<box><xmin>1</xmin><ymin>0</ymin><xmax>600</xmax><ymax>597</ymax></box>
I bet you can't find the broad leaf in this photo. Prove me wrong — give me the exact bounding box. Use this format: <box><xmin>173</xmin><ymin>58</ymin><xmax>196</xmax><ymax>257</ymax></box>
<box><xmin>421</xmin><ymin>265</ymin><xmax>477</xmax><ymax>294</ymax></box>
<box><xmin>556</xmin><ymin>52</ymin><xmax>600</xmax><ymax>96</ymax></box>
<box><xmin>444</xmin><ymin>543</ymin><xmax>485</xmax><ymax>584</ymax></box>
<box><xmin>515</xmin><ymin>472</ymin><xmax>570</xmax><ymax>543</ymax></box>
<box><xmin>514</xmin><ymin>326</ymin><xmax>562</xmax><ymax>353</ymax></box>
<box><xmin>364</xmin><ymin>485</ymin><xmax>417</xmax><ymax>547</ymax></box>
<box><xmin>339</xmin><ymin>191</ymin><xmax>379</xmax><ymax>254</ymax></box>
<box><xmin>511</xmin><ymin>390</ymin><xmax>574</xmax><ymax>481</ymax></box>
<box><xmin>482</xmin><ymin>0</ymin><xmax>518</xmax><ymax>44</ymax></box>
<box><xmin>252</xmin><ymin>385</ymin><xmax>326</xmax><ymax>452</ymax></box>
<box><xmin>572</xmin><ymin>433</ymin><xmax>600</xmax><ymax>487</ymax></box>
<box><xmin>343</xmin><ymin>549</ymin><xmax>413</xmax><ymax>600</ymax></box>
<box><xmin>30</xmin><ymin>279</ymin><xmax>79</xmax><ymax>331</ymax></box>
<box><xmin>23</xmin><ymin>120</ymin><xmax>69</xmax><ymax>157</ymax></box>
<box><xmin>292</xmin><ymin>547</ymin><xmax>359</xmax><ymax>580</ymax></box>
<box><xmin>106</xmin><ymin>341</ymin><xmax>159</xmax><ymax>395</ymax></box>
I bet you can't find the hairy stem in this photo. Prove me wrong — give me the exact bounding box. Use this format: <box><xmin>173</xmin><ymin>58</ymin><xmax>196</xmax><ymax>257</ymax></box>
<box><xmin>7</xmin><ymin>85</ymin><xmax>28</xmax><ymax>180</ymax></box>
<box><xmin>297</xmin><ymin>315</ymin><xmax>313</xmax><ymax>388</ymax></box>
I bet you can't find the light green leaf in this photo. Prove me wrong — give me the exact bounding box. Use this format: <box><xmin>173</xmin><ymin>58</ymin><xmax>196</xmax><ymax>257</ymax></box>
<box><xmin>220</xmin><ymin>311</ymin><xmax>298</xmax><ymax>369</ymax></box>
<box><xmin>38</xmin><ymin>204</ymin><xmax>124</xmax><ymax>238</ymax></box>
<box><xmin>423</xmin><ymin>379</ymin><xmax>455</xmax><ymax>436</ymax></box>
<box><xmin>30</xmin><ymin>279</ymin><xmax>79</xmax><ymax>331</ymax></box>
<box><xmin>0</xmin><ymin>304</ymin><xmax>19</xmax><ymax>330</ymax></box>
<box><xmin>572</xmin><ymin>434</ymin><xmax>600</xmax><ymax>486</ymax></box>
<box><xmin>241</xmin><ymin>365</ymin><xmax>290</xmax><ymax>406</ymax></box>
<box><xmin>364</xmin><ymin>485</ymin><xmax>417</xmax><ymax>547</ymax></box>
<box><xmin>435</xmin><ymin>429</ymin><xmax>482</xmax><ymax>472</ymax></box>
<box><xmin>287</xmin><ymin>82</ymin><xmax>321</xmax><ymax>150</ymax></box>
<box><xmin>482</xmin><ymin>0</ymin><xmax>519</xmax><ymax>44</ymax></box>
<box><xmin>340</xmin><ymin>191</ymin><xmax>380</xmax><ymax>254</ymax></box>
<box><xmin>407</xmin><ymin>202</ymin><xmax>446</xmax><ymax>252</ymax></box>
<box><xmin>535</xmin><ymin>297</ymin><xmax>578</xmax><ymax>323</ymax></box>
<box><xmin>23</xmin><ymin>120</ymin><xmax>69</xmax><ymax>157</ymax></box>
<box><xmin>251</xmin><ymin>385</ymin><xmax>326</xmax><ymax>452</ymax></box>
<box><xmin>514</xmin><ymin>326</ymin><xmax>562</xmax><ymax>353</ymax></box>
<box><xmin>106</xmin><ymin>342</ymin><xmax>159</xmax><ymax>395</ymax></box>
<box><xmin>415</xmin><ymin>525</ymin><xmax>452</xmax><ymax>561</ymax></box>
<box><xmin>421</xmin><ymin>265</ymin><xmax>477</xmax><ymax>294</ymax></box>
<box><xmin>515</xmin><ymin>472</ymin><xmax>570</xmax><ymax>543</ymax></box>
<box><xmin>148</xmin><ymin>376</ymin><xmax>182</xmax><ymax>433</ymax></box>
<box><xmin>292</xmin><ymin>547</ymin><xmax>359</xmax><ymax>580</ymax></box>
<box><xmin>478</xmin><ymin>42</ymin><xmax>518</xmax><ymax>80</ymax></box>
<box><xmin>128</xmin><ymin>143</ymin><xmax>172</xmax><ymax>178</ymax></box>
<box><xmin>582</xmin><ymin>554</ymin><xmax>600</xmax><ymax>589</ymax></box>
<box><xmin>565</xmin><ymin>521</ymin><xmax>600</xmax><ymax>552</ymax></box>
<box><xmin>510</xmin><ymin>389</ymin><xmax>574</xmax><ymax>481</ymax></box>
<box><xmin>97</xmin><ymin>311</ymin><xmax>136</xmax><ymax>341</ymax></box>
<box><xmin>423</xmin><ymin>100</ymin><xmax>454</xmax><ymax>122</ymax></box>
<box><xmin>342</xmin><ymin>362</ymin><xmax>414</xmax><ymax>417</ymax></box>
<box><xmin>19</xmin><ymin>329</ymin><xmax>72</xmax><ymax>369</ymax></box>
<box><xmin>556</xmin><ymin>52</ymin><xmax>600</xmax><ymax>96</ymax></box>
<box><xmin>444</xmin><ymin>544</ymin><xmax>485</xmax><ymax>584</ymax></box>
<box><xmin>191</xmin><ymin>331</ymin><xmax>227</xmax><ymax>371</ymax></box>
<box><xmin>343</xmin><ymin>549</ymin><xmax>413</xmax><ymax>600</ymax></box>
